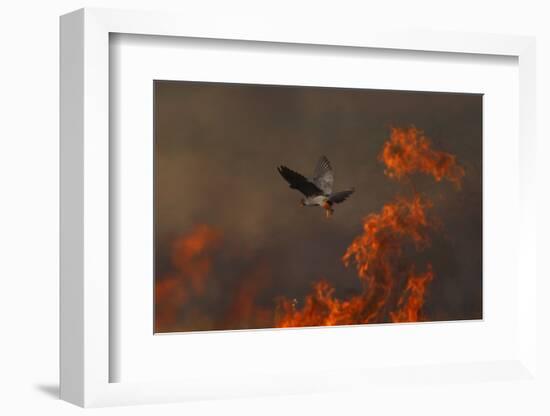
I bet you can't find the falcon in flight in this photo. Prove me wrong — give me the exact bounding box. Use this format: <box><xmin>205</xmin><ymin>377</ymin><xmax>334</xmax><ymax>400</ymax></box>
<box><xmin>277</xmin><ymin>156</ymin><xmax>355</xmax><ymax>218</ymax></box>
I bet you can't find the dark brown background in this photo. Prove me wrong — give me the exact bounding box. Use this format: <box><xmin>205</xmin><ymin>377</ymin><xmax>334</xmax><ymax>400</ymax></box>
<box><xmin>154</xmin><ymin>80</ymin><xmax>482</xmax><ymax>332</ymax></box>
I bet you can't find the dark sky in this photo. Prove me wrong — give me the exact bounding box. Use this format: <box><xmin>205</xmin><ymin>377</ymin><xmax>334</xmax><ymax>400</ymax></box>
<box><xmin>154</xmin><ymin>80</ymin><xmax>482</xmax><ymax>332</ymax></box>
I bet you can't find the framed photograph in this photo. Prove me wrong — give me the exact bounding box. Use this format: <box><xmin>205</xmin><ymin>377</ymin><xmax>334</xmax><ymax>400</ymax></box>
<box><xmin>60</xmin><ymin>8</ymin><xmax>538</xmax><ymax>408</ymax></box>
<box><xmin>152</xmin><ymin>80</ymin><xmax>482</xmax><ymax>334</ymax></box>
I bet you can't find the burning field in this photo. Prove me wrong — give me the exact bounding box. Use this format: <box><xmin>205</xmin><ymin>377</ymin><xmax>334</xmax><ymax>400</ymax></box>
<box><xmin>155</xmin><ymin>125</ymin><xmax>473</xmax><ymax>333</ymax></box>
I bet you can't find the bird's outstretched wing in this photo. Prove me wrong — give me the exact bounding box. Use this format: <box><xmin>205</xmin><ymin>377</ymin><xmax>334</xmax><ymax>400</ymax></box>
<box><xmin>312</xmin><ymin>156</ymin><xmax>334</xmax><ymax>195</ymax></box>
<box><xmin>328</xmin><ymin>189</ymin><xmax>355</xmax><ymax>204</ymax></box>
<box><xmin>278</xmin><ymin>165</ymin><xmax>323</xmax><ymax>197</ymax></box>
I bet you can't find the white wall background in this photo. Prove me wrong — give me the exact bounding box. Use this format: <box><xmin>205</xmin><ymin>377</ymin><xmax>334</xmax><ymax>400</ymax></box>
<box><xmin>0</xmin><ymin>1</ymin><xmax>548</xmax><ymax>415</ymax></box>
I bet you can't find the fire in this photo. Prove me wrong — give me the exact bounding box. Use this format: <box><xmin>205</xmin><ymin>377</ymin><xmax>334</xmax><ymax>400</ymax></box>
<box><xmin>342</xmin><ymin>194</ymin><xmax>431</xmax><ymax>280</ymax></box>
<box><xmin>275</xmin><ymin>195</ymin><xmax>434</xmax><ymax>327</ymax></box>
<box><xmin>155</xmin><ymin>224</ymin><xmax>222</xmax><ymax>332</ymax></box>
<box><xmin>170</xmin><ymin>224</ymin><xmax>222</xmax><ymax>294</ymax></box>
<box><xmin>155</xmin><ymin>125</ymin><xmax>465</xmax><ymax>331</ymax></box>
<box><xmin>155</xmin><ymin>225</ymin><xmax>273</xmax><ymax>332</ymax></box>
<box><xmin>390</xmin><ymin>265</ymin><xmax>434</xmax><ymax>323</ymax></box>
<box><xmin>379</xmin><ymin>126</ymin><xmax>465</xmax><ymax>188</ymax></box>
<box><xmin>276</xmin><ymin>280</ymin><xmax>369</xmax><ymax>328</ymax></box>
<box><xmin>224</xmin><ymin>262</ymin><xmax>273</xmax><ymax>329</ymax></box>
<box><xmin>275</xmin><ymin>125</ymin><xmax>464</xmax><ymax>328</ymax></box>
<box><xmin>342</xmin><ymin>194</ymin><xmax>432</xmax><ymax>323</ymax></box>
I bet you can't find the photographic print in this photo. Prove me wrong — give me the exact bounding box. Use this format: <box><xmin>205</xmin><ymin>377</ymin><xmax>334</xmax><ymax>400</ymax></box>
<box><xmin>154</xmin><ymin>81</ymin><xmax>482</xmax><ymax>333</ymax></box>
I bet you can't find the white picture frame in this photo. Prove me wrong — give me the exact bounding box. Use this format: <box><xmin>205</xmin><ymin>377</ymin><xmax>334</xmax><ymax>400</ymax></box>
<box><xmin>60</xmin><ymin>7</ymin><xmax>538</xmax><ymax>408</ymax></box>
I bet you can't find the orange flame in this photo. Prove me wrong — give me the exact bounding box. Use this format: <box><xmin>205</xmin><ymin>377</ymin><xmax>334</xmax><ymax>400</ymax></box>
<box><xmin>170</xmin><ymin>224</ymin><xmax>222</xmax><ymax>294</ymax></box>
<box><xmin>275</xmin><ymin>195</ymin><xmax>434</xmax><ymax>327</ymax></box>
<box><xmin>379</xmin><ymin>126</ymin><xmax>465</xmax><ymax>188</ymax></box>
<box><xmin>343</xmin><ymin>194</ymin><xmax>431</xmax><ymax>280</ymax></box>
<box><xmin>224</xmin><ymin>262</ymin><xmax>272</xmax><ymax>329</ymax></box>
<box><xmin>155</xmin><ymin>224</ymin><xmax>222</xmax><ymax>332</ymax></box>
<box><xmin>276</xmin><ymin>280</ymin><xmax>369</xmax><ymax>327</ymax></box>
<box><xmin>342</xmin><ymin>194</ymin><xmax>432</xmax><ymax>323</ymax></box>
<box><xmin>390</xmin><ymin>265</ymin><xmax>434</xmax><ymax>323</ymax></box>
